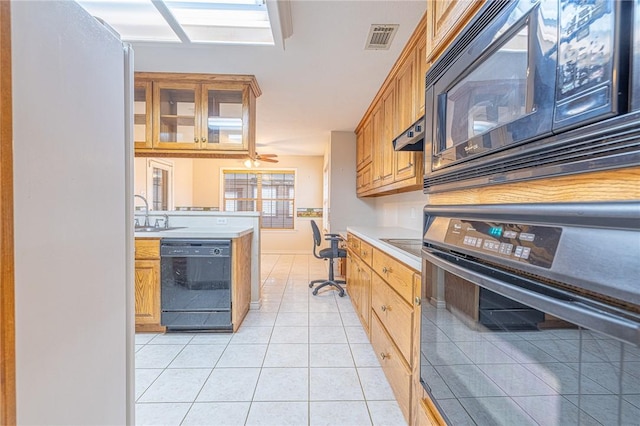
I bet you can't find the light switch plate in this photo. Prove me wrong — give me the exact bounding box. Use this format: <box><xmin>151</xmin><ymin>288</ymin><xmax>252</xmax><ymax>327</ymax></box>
<box><xmin>216</xmin><ymin>217</ymin><xmax>228</xmax><ymax>225</ymax></box>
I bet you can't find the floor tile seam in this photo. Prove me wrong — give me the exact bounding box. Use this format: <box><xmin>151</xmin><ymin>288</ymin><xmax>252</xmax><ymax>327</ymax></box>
<box><xmin>134</xmin><ymin>368</ymin><xmax>165</xmax><ymax>403</ymax></box>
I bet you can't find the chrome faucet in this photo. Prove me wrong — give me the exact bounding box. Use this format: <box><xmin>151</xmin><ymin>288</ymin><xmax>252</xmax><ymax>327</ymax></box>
<box><xmin>134</xmin><ymin>194</ymin><xmax>150</xmax><ymax>227</ymax></box>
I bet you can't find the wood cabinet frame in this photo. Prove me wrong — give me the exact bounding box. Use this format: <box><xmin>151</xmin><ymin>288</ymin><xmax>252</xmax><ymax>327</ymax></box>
<box><xmin>0</xmin><ymin>1</ymin><xmax>16</xmax><ymax>423</ymax></box>
<box><xmin>135</xmin><ymin>72</ymin><xmax>261</xmax><ymax>159</ymax></box>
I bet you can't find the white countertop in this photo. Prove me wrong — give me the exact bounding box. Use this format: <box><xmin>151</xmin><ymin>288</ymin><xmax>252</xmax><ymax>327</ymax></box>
<box><xmin>346</xmin><ymin>226</ymin><xmax>422</xmax><ymax>272</ymax></box>
<box><xmin>135</xmin><ymin>226</ymin><xmax>254</xmax><ymax>239</ymax></box>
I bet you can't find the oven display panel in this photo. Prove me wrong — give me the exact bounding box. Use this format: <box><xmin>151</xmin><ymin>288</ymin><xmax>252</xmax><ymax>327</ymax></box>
<box><xmin>443</xmin><ymin>219</ymin><xmax>562</xmax><ymax>268</ymax></box>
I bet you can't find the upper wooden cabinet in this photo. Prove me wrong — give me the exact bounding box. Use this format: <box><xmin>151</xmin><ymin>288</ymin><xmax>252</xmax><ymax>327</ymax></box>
<box><xmin>355</xmin><ymin>12</ymin><xmax>426</xmax><ymax>197</ymax></box>
<box><xmin>372</xmin><ymin>85</ymin><xmax>395</xmax><ymax>189</ymax></box>
<box><xmin>357</xmin><ymin>117</ymin><xmax>373</xmax><ymax>170</ymax></box>
<box><xmin>134</xmin><ymin>72</ymin><xmax>261</xmax><ymax>158</ymax></box>
<box><xmin>415</xmin><ymin>32</ymin><xmax>427</xmax><ymax>118</ymax></box>
<box><xmin>425</xmin><ymin>0</ymin><xmax>485</xmax><ymax>64</ymax></box>
<box><xmin>134</xmin><ymin>80</ymin><xmax>153</xmax><ymax>149</ymax></box>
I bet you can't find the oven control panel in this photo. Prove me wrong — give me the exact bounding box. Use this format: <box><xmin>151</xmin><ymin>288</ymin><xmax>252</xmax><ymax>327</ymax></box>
<box><xmin>443</xmin><ymin>219</ymin><xmax>562</xmax><ymax>268</ymax></box>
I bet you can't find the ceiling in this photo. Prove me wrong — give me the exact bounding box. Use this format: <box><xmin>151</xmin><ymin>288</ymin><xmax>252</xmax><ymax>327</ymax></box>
<box><xmin>130</xmin><ymin>0</ymin><xmax>427</xmax><ymax>156</ymax></box>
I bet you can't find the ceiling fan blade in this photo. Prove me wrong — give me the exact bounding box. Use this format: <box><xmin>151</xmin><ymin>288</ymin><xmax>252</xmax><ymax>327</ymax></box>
<box><xmin>258</xmin><ymin>153</ymin><xmax>278</xmax><ymax>158</ymax></box>
<box><xmin>260</xmin><ymin>158</ymin><xmax>279</xmax><ymax>163</ymax></box>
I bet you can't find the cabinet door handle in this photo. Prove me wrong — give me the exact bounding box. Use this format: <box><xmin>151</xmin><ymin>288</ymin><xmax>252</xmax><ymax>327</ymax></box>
<box><xmin>382</xmin><ymin>266</ymin><xmax>391</xmax><ymax>274</ymax></box>
<box><xmin>361</xmin><ymin>250</ymin><xmax>367</xmax><ymax>256</ymax></box>
<box><xmin>202</xmin><ymin>137</ymin><xmax>207</xmax><ymax>143</ymax></box>
<box><xmin>415</xmin><ymin>297</ymin><xmax>421</xmax><ymax>306</ymax></box>
<box><xmin>380</xmin><ymin>352</ymin><xmax>388</xmax><ymax>360</ymax></box>
<box><xmin>194</xmin><ymin>137</ymin><xmax>199</xmax><ymax>142</ymax></box>
<box><xmin>380</xmin><ymin>305</ymin><xmax>387</xmax><ymax>311</ymax></box>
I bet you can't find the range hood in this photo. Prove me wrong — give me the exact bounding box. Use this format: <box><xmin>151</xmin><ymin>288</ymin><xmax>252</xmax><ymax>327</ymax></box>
<box><xmin>392</xmin><ymin>115</ymin><xmax>424</xmax><ymax>151</ymax></box>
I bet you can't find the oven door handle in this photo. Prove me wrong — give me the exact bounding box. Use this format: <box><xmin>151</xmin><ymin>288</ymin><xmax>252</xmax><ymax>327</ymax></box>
<box><xmin>422</xmin><ymin>248</ymin><xmax>640</xmax><ymax>346</ymax></box>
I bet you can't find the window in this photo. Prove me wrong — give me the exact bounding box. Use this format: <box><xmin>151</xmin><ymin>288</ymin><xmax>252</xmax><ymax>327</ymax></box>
<box><xmin>223</xmin><ymin>170</ymin><xmax>295</xmax><ymax>229</ymax></box>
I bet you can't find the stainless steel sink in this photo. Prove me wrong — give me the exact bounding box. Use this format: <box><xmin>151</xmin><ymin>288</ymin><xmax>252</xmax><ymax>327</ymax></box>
<box><xmin>380</xmin><ymin>238</ymin><xmax>422</xmax><ymax>257</ymax></box>
<box><xmin>135</xmin><ymin>226</ymin><xmax>186</xmax><ymax>233</ymax></box>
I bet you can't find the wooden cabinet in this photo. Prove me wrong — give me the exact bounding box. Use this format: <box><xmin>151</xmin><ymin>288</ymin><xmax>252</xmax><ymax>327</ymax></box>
<box><xmin>346</xmin><ymin>233</ymin><xmax>421</xmax><ymax>423</ymax></box>
<box><xmin>372</xmin><ymin>85</ymin><xmax>395</xmax><ymax>189</ymax></box>
<box><xmin>232</xmin><ymin>233</ymin><xmax>252</xmax><ymax>331</ymax></box>
<box><xmin>346</xmin><ymin>234</ymin><xmax>373</xmax><ymax>334</ymax></box>
<box><xmin>134</xmin><ymin>72</ymin><xmax>261</xmax><ymax>158</ymax></box>
<box><xmin>356</xmin><ymin>163</ymin><xmax>372</xmax><ymax>196</ymax></box>
<box><xmin>371</xmin><ymin>312</ymin><xmax>412</xmax><ymax>421</ymax></box>
<box><xmin>425</xmin><ymin>0</ymin><xmax>484</xmax><ymax>64</ymax></box>
<box><xmin>135</xmin><ymin>238</ymin><xmax>163</xmax><ymax>332</ymax></box>
<box><xmin>134</xmin><ymin>80</ymin><xmax>153</xmax><ymax>149</ymax></box>
<box><xmin>415</xmin><ymin>33</ymin><xmax>428</xmax><ymax>119</ymax></box>
<box><xmin>357</xmin><ymin>117</ymin><xmax>373</xmax><ymax>170</ymax></box>
<box><xmin>354</xmin><ymin>13</ymin><xmax>426</xmax><ymax>197</ymax></box>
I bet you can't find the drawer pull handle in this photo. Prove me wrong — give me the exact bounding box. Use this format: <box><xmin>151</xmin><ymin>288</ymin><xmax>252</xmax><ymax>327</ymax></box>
<box><xmin>382</xmin><ymin>266</ymin><xmax>391</xmax><ymax>274</ymax></box>
<box><xmin>362</xmin><ymin>250</ymin><xmax>367</xmax><ymax>256</ymax></box>
<box><xmin>380</xmin><ymin>352</ymin><xmax>388</xmax><ymax>360</ymax></box>
<box><xmin>415</xmin><ymin>297</ymin><xmax>421</xmax><ymax>306</ymax></box>
<box><xmin>380</xmin><ymin>305</ymin><xmax>387</xmax><ymax>311</ymax></box>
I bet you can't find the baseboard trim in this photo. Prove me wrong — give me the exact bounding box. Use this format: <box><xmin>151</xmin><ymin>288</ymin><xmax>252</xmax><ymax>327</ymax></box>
<box><xmin>261</xmin><ymin>250</ymin><xmax>313</xmax><ymax>255</ymax></box>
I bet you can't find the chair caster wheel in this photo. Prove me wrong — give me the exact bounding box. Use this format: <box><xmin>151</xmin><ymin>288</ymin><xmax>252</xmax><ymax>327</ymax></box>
<box><xmin>338</xmin><ymin>291</ymin><xmax>345</xmax><ymax>297</ymax></box>
<box><xmin>312</xmin><ymin>289</ymin><xmax>319</xmax><ymax>296</ymax></box>
<box><xmin>309</xmin><ymin>283</ymin><xmax>314</xmax><ymax>288</ymax></box>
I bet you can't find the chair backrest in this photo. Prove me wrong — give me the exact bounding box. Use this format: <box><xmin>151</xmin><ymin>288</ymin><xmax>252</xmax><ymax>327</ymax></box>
<box><xmin>310</xmin><ymin>220</ymin><xmax>322</xmax><ymax>248</ymax></box>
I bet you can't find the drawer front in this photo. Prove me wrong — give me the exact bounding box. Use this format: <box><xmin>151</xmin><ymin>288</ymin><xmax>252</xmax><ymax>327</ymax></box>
<box><xmin>347</xmin><ymin>233</ymin><xmax>361</xmax><ymax>252</ymax></box>
<box><xmin>359</xmin><ymin>241</ymin><xmax>373</xmax><ymax>266</ymax></box>
<box><xmin>372</xmin><ymin>250</ymin><xmax>414</xmax><ymax>303</ymax></box>
<box><xmin>135</xmin><ymin>238</ymin><xmax>160</xmax><ymax>260</ymax></box>
<box><xmin>371</xmin><ymin>312</ymin><xmax>411</xmax><ymax>422</ymax></box>
<box><xmin>371</xmin><ymin>274</ymin><xmax>413</xmax><ymax>364</ymax></box>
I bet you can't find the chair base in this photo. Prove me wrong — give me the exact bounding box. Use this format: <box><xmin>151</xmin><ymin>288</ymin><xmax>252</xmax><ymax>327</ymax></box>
<box><xmin>311</xmin><ymin>280</ymin><xmax>345</xmax><ymax>297</ymax></box>
<box><xmin>309</xmin><ymin>278</ymin><xmax>345</xmax><ymax>288</ymax></box>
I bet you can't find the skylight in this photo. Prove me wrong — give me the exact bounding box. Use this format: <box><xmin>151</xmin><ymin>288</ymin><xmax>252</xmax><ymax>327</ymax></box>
<box><xmin>76</xmin><ymin>0</ymin><xmax>275</xmax><ymax>45</ymax></box>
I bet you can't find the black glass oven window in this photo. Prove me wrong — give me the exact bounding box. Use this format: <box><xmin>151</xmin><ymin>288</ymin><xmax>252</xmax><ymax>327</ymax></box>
<box><xmin>445</xmin><ymin>26</ymin><xmax>529</xmax><ymax>149</ymax></box>
<box><xmin>420</xmin><ymin>268</ymin><xmax>640</xmax><ymax>425</ymax></box>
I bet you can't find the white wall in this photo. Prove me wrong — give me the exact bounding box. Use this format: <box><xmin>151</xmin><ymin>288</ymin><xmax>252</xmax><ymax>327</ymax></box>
<box><xmin>374</xmin><ymin>189</ymin><xmax>429</xmax><ymax>233</ymax></box>
<box><xmin>12</xmin><ymin>2</ymin><xmax>129</xmax><ymax>424</ymax></box>
<box><xmin>326</xmin><ymin>131</ymin><xmax>377</xmax><ymax>233</ymax></box>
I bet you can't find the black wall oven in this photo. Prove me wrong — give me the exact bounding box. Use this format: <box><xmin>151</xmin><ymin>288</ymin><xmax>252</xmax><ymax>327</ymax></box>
<box><xmin>424</xmin><ymin>0</ymin><xmax>640</xmax><ymax>193</ymax></box>
<box><xmin>419</xmin><ymin>202</ymin><xmax>640</xmax><ymax>424</ymax></box>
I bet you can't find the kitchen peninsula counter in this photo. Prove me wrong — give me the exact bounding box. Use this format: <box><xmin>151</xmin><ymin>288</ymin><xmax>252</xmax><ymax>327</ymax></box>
<box><xmin>134</xmin><ymin>227</ymin><xmax>254</xmax><ymax>333</ymax></box>
<box><xmin>134</xmin><ymin>226</ymin><xmax>253</xmax><ymax>239</ymax></box>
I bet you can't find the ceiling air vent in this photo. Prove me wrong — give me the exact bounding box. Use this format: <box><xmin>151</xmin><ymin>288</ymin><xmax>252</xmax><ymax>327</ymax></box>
<box><xmin>365</xmin><ymin>24</ymin><xmax>399</xmax><ymax>50</ymax></box>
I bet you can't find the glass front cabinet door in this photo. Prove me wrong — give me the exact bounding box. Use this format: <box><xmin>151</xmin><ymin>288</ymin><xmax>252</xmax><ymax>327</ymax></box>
<box><xmin>153</xmin><ymin>82</ymin><xmax>201</xmax><ymax>150</ymax></box>
<box><xmin>136</xmin><ymin>73</ymin><xmax>261</xmax><ymax>156</ymax></box>
<box><xmin>202</xmin><ymin>85</ymin><xmax>248</xmax><ymax>151</ymax></box>
<box><xmin>134</xmin><ymin>81</ymin><xmax>152</xmax><ymax>149</ymax></box>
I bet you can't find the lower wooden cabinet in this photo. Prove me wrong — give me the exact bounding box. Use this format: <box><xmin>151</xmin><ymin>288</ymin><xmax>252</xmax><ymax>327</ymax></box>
<box><xmin>371</xmin><ymin>312</ymin><xmax>412</xmax><ymax>421</ymax></box>
<box><xmin>346</xmin><ymin>255</ymin><xmax>371</xmax><ymax>334</ymax></box>
<box><xmin>371</xmin><ymin>272</ymin><xmax>413</xmax><ymax>364</ymax></box>
<box><xmin>231</xmin><ymin>233</ymin><xmax>252</xmax><ymax>332</ymax></box>
<box><xmin>347</xmin><ymin>232</ymin><xmax>422</xmax><ymax>424</ymax></box>
<box><xmin>135</xmin><ymin>238</ymin><xmax>163</xmax><ymax>332</ymax></box>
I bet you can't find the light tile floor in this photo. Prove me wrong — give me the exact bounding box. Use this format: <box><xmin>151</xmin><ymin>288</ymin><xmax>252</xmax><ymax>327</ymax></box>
<box><xmin>135</xmin><ymin>254</ymin><xmax>407</xmax><ymax>426</ymax></box>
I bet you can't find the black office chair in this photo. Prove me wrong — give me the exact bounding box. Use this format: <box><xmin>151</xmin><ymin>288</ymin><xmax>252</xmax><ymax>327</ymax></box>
<box><xmin>309</xmin><ymin>220</ymin><xmax>347</xmax><ymax>297</ymax></box>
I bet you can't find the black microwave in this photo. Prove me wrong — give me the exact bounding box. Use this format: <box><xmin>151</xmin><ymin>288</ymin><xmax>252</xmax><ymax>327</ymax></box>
<box><xmin>424</xmin><ymin>0</ymin><xmax>640</xmax><ymax>193</ymax></box>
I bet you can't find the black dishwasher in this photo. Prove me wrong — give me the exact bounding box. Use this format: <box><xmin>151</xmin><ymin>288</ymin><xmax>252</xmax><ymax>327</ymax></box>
<box><xmin>161</xmin><ymin>239</ymin><xmax>232</xmax><ymax>331</ymax></box>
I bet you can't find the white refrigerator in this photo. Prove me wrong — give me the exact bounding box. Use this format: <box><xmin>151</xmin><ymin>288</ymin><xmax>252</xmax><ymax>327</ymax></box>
<box><xmin>11</xmin><ymin>1</ymin><xmax>134</xmax><ymax>424</ymax></box>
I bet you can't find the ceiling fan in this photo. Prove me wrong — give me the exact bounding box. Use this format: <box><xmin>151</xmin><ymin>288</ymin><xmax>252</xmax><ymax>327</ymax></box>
<box><xmin>244</xmin><ymin>152</ymin><xmax>278</xmax><ymax>167</ymax></box>
<box><xmin>255</xmin><ymin>153</ymin><xmax>278</xmax><ymax>163</ymax></box>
